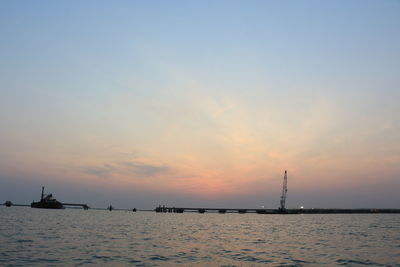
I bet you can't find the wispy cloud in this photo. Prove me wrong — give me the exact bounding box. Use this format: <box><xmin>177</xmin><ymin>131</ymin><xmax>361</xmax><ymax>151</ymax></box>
<box><xmin>123</xmin><ymin>161</ymin><xmax>169</xmax><ymax>177</ymax></box>
<box><xmin>81</xmin><ymin>160</ymin><xmax>169</xmax><ymax>179</ymax></box>
<box><xmin>81</xmin><ymin>164</ymin><xmax>114</xmax><ymax>179</ymax></box>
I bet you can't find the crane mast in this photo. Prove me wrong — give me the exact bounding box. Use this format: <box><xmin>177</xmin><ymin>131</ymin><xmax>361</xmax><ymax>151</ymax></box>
<box><xmin>280</xmin><ymin>170</ymin><xmax>288</xmax><ymax>211</ymax></box>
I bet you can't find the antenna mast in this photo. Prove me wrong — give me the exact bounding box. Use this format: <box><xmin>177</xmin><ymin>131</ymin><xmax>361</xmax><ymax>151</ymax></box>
<box><xmin>280</xmin><ymin>170</ymin><xmax>288</xmax><ymax>210</ymax></box>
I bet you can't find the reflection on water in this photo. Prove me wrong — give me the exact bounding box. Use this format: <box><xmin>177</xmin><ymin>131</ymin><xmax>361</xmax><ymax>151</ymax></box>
<box><xmin>1</xmin><ymin>207</ymin><xmax>400</xmax><ymax>266</ymax></box>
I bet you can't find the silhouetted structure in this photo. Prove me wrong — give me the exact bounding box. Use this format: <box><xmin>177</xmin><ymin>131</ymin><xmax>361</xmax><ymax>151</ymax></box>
<box><xmin>152</xmin><ymin>206</ymin><xmax>400</xmax><ymax>214</ymax></box>
<box><xmin>31</xmin><ymin>186</ymin><xmax>64</xmax><ymax>209</ymax></box>
<box><xmin>62</xmin><ymin>203</ymin><xmax>90</xmax><ymax>210</ymax></box>
<box><xmin>5</xmin><ymin>201</ymin><xmax>12</xmax><ymax>207</ymax></box>
<box><xmin>154</xmin><ymin>205</ymin><xmax>184</xmax><ymax>213</ymax></box>
<box><xmin>279</xmin><ymin>170</ymin><xmax>288</xmax><ymax>213</ymax></box>
<box><xmin>29</xmin><ymin>186</ymin><xmax>89</xmax><ymax>210</ymax></box>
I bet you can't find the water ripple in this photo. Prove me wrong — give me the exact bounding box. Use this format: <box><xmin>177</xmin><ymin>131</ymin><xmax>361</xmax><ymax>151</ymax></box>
<box><xmin>1</xmin><ymin>208</ymin><xmax>400</xmax><ymax>266</ymax></box>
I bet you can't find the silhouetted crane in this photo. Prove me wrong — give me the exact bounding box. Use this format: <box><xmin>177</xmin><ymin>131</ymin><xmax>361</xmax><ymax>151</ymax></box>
<box><xmin>280</xmin><ymin>170</ymin><xmax>288</xmax><ymax>211</ymax></box>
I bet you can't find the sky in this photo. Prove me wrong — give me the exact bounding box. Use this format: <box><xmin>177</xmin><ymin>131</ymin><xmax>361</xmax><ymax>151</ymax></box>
<box><xmin>1</xmin><ymin>0</ymin><xmax>399</xmax><ymax>209</ymax></box>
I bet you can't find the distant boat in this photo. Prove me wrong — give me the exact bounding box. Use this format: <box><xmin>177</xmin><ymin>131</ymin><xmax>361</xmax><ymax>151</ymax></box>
<box><xmin>31</xmin><ymin>186</ymin><xmax>64</xmax><ymax>209</ymax></box>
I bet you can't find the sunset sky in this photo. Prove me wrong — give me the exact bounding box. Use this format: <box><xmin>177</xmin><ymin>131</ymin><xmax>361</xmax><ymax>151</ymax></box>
<box><xmin>1</xmin><ymin>1</ymin><xmax>399</xmax><ymax>209</ymax></box>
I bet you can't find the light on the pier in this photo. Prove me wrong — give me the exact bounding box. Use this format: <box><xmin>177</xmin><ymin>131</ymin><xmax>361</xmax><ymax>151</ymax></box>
<box><xmin>300</xmin><ymin>206</ymin><xmax>304</xmax><ymax>209</ymax></box>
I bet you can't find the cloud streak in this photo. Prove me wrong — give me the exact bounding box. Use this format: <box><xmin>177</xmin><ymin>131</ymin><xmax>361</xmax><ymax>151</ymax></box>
<box><xmin>81</xmin><ymin>164</ymin><xmax>114</xmax><ymax>179</ymax></box>
<box><xmin>81</xmin><ymin>160</ymin><xmax>170</xmax><ymax>180</ymax></box>
<box><xmin>123</xmin><ymin>161</ymin><xmax>169</xmax><ymax>177</ymax></box>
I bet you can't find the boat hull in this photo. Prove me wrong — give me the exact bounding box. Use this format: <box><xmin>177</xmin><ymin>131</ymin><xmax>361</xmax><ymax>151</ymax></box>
<box><xmin>31</xmin><ymin>201</ymin><xmax>64</xmax><ymax>209</ymax></box>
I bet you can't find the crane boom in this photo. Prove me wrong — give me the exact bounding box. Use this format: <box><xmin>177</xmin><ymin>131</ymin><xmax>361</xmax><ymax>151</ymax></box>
<box><xmin>280</xmin><ymin>170</ymin><xmax>288</xmax><ymax>210</ymax></box>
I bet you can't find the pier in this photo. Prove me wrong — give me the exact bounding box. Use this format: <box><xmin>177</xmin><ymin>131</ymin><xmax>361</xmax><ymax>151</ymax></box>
<box><xmin>154</xmin><ymin>206</ymin><xmax>400</xmax><ymax>214</ymax></box>
<box><xmin>2</xmin><ymin>202</ymin><xmax>399</xmax><ymax>214</ymax></box>
<box><xmin>62</xmin><ymin>203</ymin><xmax>90</xmax><ymax>210</ymax></box>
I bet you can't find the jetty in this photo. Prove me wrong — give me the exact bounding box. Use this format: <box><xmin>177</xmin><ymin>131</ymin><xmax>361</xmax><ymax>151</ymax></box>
<box><xmin>153</xmin><ymin>206</ymin><xmax>400</xmax><ymax>214</ymax></box>
<box><xmin>62</xmin><ymin>203</ymin><xmax>90</xmax><ymax>210</ymax></box>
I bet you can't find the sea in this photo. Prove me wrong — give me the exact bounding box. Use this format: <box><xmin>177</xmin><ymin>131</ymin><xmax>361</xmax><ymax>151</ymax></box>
<box><xmin>1</xmin><ymin>207</ymin><xmax>400</xmax><ymax>266</ymax></box>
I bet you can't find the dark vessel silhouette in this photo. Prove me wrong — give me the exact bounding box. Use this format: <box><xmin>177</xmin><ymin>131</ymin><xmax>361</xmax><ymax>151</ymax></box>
<box><xmin>31</xmin><ymin>186</ymin><xmax>64</xmax><ymax>209</ymax></box>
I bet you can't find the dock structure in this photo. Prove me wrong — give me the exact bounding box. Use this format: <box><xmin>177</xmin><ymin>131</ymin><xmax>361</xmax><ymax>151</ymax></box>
<box><xmin>2</xmin><ymin>203</ymin><xmax>400</xmax><ymax>214</ymax></box>
<box><xmin>2</xmin><ymin>201</ymin><xmax>30</xmax><ymax>207</ymax></box>
<box><xmin>154</xmin><ymin>207</ymin><xmax>400</xmax><ymax>214</ymax></box>
<box><xmin>62</xmin><ymin>203</ymin><xmax>90</xmax><ymax>210</ymax></box>
<box><xmin>154</xmin><ymin>206</ymin><xmax>281</xmax><ymax>214</ymax></box>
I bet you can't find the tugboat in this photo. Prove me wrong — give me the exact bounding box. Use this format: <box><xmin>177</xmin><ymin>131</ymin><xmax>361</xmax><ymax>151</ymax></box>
<box><xmin>31</xmin><ymin>186</ymin><xmax>64</xmax><ymax>209</ymax></box>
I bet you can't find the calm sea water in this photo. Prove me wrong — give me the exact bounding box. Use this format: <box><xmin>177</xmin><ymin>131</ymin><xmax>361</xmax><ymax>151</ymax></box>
<box><xmin>1</xmin><ymin>207</ymin><xmax>400</xmax><ymax>266</ymax></box>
